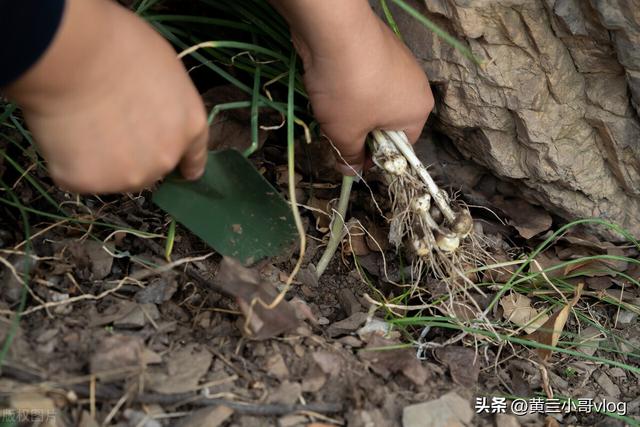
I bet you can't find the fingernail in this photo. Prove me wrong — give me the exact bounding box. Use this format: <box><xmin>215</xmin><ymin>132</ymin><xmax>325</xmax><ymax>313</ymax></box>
<box><xmin>183</xmin><ymin>168</ymin><xmax>204</xmax><ymax>181</ymax></box>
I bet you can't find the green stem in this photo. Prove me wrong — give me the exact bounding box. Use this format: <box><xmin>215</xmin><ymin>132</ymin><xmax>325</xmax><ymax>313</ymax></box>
<box><xmin>245</xmin><ymin>64</ymin><xmax>262</xmax><ymax>157</ymax></box>
<box><xmin>316</xmin><ymin>175</ymin><xmax>355</xmax><ymax>278</ymax></box>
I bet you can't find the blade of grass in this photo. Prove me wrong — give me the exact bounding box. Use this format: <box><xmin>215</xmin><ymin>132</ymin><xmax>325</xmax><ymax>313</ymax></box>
<box><xmin>0</xmin><ymin>179</ymin><xmax>31</xmax><ymax>369</ymax></box>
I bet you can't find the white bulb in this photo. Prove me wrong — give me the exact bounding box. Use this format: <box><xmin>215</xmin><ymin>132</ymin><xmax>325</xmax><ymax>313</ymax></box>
<box><xmin>411</xmin><ymin>194</ymin><xmax>431</xmax><ymax>213</ymax></box>
<box><xmin>383</xmin><ymin>156</ymin><xmax>407</xmax><ymax>175</ymax></box>
<box><xmin>412</xmin><ymin>238</ymin><xmax>432</xmax><ymax>257</ymax></box>
<box><xmin>436</xmin><ymin>233</ymin><xmax>460</xmax><ymax>253</ymax></box>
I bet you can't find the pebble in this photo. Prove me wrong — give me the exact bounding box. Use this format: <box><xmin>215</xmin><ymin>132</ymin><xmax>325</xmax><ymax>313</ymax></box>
<box><xmin>402</xmin><ymin>392</ymin><xmax>473</xmax><ymax>427</ymax></box>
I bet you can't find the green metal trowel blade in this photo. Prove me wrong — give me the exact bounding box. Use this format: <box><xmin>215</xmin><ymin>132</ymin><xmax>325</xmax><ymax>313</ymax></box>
<box><xmin>153</xmin><ymin>149</ymin><xmax>297</xmax><ymax>265</ymax></box>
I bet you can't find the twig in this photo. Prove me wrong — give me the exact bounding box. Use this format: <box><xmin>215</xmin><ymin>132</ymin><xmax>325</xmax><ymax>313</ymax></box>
<box><xmin>135</xmin><ymin>393</ymin><xmax>343</xmax><ymax>416</ymax></box>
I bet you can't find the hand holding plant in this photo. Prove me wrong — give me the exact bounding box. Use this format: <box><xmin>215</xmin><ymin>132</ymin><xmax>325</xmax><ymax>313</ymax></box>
<box><xmin>271</xmin><ymin>0</ymin><xmax>434</xmax><ymax>174</ymax></box>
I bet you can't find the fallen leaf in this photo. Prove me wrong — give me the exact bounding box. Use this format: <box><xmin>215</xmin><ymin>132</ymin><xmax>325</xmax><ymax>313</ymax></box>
<box><xmin>500</xmin><ymin>292</ymin><xmax>549</xmax><ymax>333</ymax></box>
<box><xmin>451</xmin><ymin>302</ymin><xmax>477</xmax><ymax>322</ymax></box>
<box><xmin>561</xmin><ymin>233</ymin><xmax>613</xmax><ymax>251</ymax></box>
<box><xmin>90</xmin><ymin>334</ymin><xmax>145</xmax><ymax>378</ymax></box>
<box><xmin>146</xmin><ymin>343</ymin><xmax>212</xmax><ymax>394</ymax></box>
<box><xmin>564</xmin><ymin>258</ymin><xmax>622</xmax><ymax>277</ymax></box>
<box><xmin>67</xmin><ymin>240</ymin><xmax>115</xmax><ymax>280</ymax></box>
<box><xmin>214</xmin><ymin>257</ymin><xmax>300</xmax><ymax>340</ymax></box>
<box><xmin>265</xmin><ymin>353</ymin><xmax>289</xmax><ymax>380</ymax></box>
<box><xmin>492</xmin><ymin>196</ymin><xmax>552</xmax><ymax>239</ymax></box>
<box><xmin>312</xmin><ymin>351</ymin><xmax>342</xmax><ymax>376</ymax></box>
<box><xmin>266</xmin><ymin>381</ymin><xmax>301</xmax><ymax>405</ymax></box>
<box><xmin>585</xmin><ymin>276</ymin><xmax>613</xmax><ymax>290</ymax></box>
<box><xmin>364</xmin><ymin>220</ymin><xmax>390</xmax><ymax>252</ymax></box>
<box><xmin>483</xmin><ymin>252</ymin><xmax>517</xmax><ymax>283</ymax></box>
<box><xmin>526</xmin><ymin>283</ymin><xmax>584</xmax><ymax>361</ymax></box>
<box><xmin>307</xmin><ymin>196</ymin><xmax>332</xmax><ymax>232</ymax></box>
<box><xmin>530</xmin><ymin>252</ymin><xmax>566</xmax><ymax>279</ymax></box>
<box><xmin>359</xmin><ymin>335</ymin><xmax>428</xmax><ymax>386</ymax></box>
<box><xmin>435</xmin><ymin>346</ymin><xmax>480</xmax><ymax>387</ymax></box>
<box><xmin>342</xmin><ymin>220</ymin><xmax>370</xmax><ymax>257</ymax></box>
<box><xmin>575</xmin><ymin>326</ymin><xmax>603</xmax><ymax>356</ymax></box>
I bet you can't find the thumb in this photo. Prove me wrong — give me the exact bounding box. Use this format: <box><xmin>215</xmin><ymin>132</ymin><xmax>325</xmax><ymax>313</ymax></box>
<box><xmin>179</xmin><ymin>126</ymin><xmax>209</xmax><ymax>180</ymax></box>
<box><xmin>322</xmin><ymin>129</ymin><xmax>366</xmax><ymax>176</ymax></box>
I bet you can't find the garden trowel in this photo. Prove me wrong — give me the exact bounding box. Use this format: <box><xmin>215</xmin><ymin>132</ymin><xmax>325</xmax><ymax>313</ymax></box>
<box><xmin>153</xmin><ymin>149</ymin><xmax>297</xmax><ymax>265</ymax></box>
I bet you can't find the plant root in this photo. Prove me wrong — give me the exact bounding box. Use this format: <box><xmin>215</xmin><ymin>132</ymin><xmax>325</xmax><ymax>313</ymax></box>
<box><xmin>371</xmin><ymin>130</ymin><xmax>490</xmax><ymax>292</ymax></box>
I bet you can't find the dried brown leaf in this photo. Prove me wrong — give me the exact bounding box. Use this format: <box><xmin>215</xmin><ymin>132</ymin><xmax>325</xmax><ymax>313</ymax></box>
<box><xmin>343</xmin><ymin>220</ymin><xmax>370</xmax><ymax>257</ymax></box>
<box><xmin>492</xmin><ymin>196</ymin><xmax>552</xmax><ymax>239</ymax></box>
<box><xmin>307</xmin><ymin>196</ymin><xmax>332</xmax><ymax>232</ymax></box>
<box><xmin>500</xmin><ymin>292</ymin><xmax>549</xmax><ymax>333</ymax></box>
<box><xmin>525</xmin><ymin>283</ymin><xmax>583</xmax><ymax>361</ymax></box>
<box><xmin>364</xmin><ymin>220</ymin><xmax>391</xmax><ymax>252</ymax></box>
<box><xmin>435</xmin><ymin>346</ymin><xmax>480</xmax><ymax>387</ymax></box>
<box><xmin>214</xmin><ymin>257</ymin><xmax>300</xmax><ymax>340</ymax></box>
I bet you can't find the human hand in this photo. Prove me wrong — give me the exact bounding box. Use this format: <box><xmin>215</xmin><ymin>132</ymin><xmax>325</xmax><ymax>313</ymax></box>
<box><xmin>4</xmin><ymin>0</ymin><xmax>208</xmax><ymax>194</ymax></box>
<box><xmin>271</xmin><ymin>0</ymin><xmax>434</xmax><ymax>174</ymax></box>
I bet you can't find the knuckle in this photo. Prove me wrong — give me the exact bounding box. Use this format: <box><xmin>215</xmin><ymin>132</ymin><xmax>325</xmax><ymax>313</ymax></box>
<box><xmin>125</xmin><ymin>172</ymin><xmax>148</xmax><ymax>191</ymax></box>
<box><xmin>156</xmin><ymin>151</ymin><xmax>180</xmax><ymax>175</ymax></box>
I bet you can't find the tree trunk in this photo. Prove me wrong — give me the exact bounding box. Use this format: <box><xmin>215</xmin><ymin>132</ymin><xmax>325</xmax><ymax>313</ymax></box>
<box><xmin>376</xmin><ymin>0</ymin><xmax>640</xmax><ymax>239</ymax></box>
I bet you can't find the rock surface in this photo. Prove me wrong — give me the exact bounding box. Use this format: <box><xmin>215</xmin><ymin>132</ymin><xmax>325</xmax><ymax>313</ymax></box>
<box><xmin>375</xmin><ymin>0</ymin><xmax>640</xmax><ymax>238</ymax></box>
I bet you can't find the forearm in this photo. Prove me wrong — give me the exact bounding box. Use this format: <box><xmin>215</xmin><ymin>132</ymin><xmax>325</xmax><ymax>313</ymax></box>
<box><xmin>4</xmin><ymin>0</ymin><xmax>118</xmax><ymax>112</ymax></box>
<box><xmin>0</xmin><ymin>0</ymin><xmax>65</xmax><ymax>89</ymax></box>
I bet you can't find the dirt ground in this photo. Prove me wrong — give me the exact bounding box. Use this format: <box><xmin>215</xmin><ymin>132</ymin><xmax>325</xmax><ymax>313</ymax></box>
<box><xmin>1</xmin><ymin>131</ymin><xmax>639</xmax><ymax>427</ymax></box>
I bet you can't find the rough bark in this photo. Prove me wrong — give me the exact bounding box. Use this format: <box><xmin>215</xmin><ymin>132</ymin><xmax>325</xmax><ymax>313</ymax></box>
<box><xmin>375</xmin><ymin>0</ymin><xmax>640</xmax><ymax>238</ymax></box>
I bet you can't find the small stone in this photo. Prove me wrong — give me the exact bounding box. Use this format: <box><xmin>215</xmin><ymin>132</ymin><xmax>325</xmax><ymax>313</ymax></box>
<box><xmin>113</xmin><ymin>305</ymin><xmax>146</xmax><ymax>329</ymax></box>
<box><xmin>267</xmin><ymin>381</ymin><xmax>302</xmax><ymax>405</ymax></box>
<box><xmin>265</xmin><ymin>353</ymin><xmax>289</xmax><ymax>380</ymax></box>
<box><xmin>135</xmin><ymin>276</ymin><xmax>178</xmax><ymax>304</ymax></box>
<box><xmin>616</xmin><ymin>310</ymin><xmax>637</xmax><ymax>324</ymax></box>
<box><xmin>357</xmin><ymin>318</ymin><xmax>392</xmax><ymax>340</ymax></box>
<box><xmin>177</xmin><ymin>406</ymin><xmax>233</xmax><ymax>427</ymax></box>
<box><xmin>142</xmin><ymin>348</ymin><xmax>163</xmax><ymax>365</ymax></box>
<box><xmin>90</xmin><ymin>335</ymin><xmax>144</xmax><ymax>376</ymax></box>
<box><xmin>595</xmin><ymin>372</ymin><xmax>621</xmax><ymax>400</ymax></box>
<box><xmin>338</xmin><ymin>289</ymin><xmax>362</xmax><ymax>316</ymax></box>
<box><xmin>608</xmin><ymin>367</ymin><xmax>626</xmax><ymax>378</ymax></box>
<box><xmin>293</xmin><ymin>343</ymin><xmax>305</xmax><ymax>358</ymax></box>
<box><xmin>337</xmin><ymin>336</ymin><xmax>363</xmax><ymax>348</ymax></box>
<box><xmin>326</xmin><ymin>312</ymin><xmax>368</xmax><ymax>338</ymax></box>
<box><xmin>402</xmin><ymin>392</ymin><xmax>473</xmax><ymax>427</ymax></box>
<box><xmin>312</xmin><ymin>351</ymin><xmax>341</xmax><ymax>376</ymax></box>
<box><xmin>318</xmin><ymin>317</ymin><xmax>330</xmax><ymax>325</ymax></box>
<box><xmin>347</xmin><ymin>409</ymin><xmax>392</xmax><ymax>427</ymax></box>
<box><xmin>123</xmin><ymin>409</ymin><xmax>162</xmax><ymax>427</ymax></box>
<box><xmin>278</xmin><ymin>415</ymin><xmax>308</xmax><ymax>427</ymax></box>
<box><xmin>298</xmin><ymin>266</ymin><xmax>318</xmax><ymax>287</ymax></box>
<box><xmin>301</xmin><ymin>366</ymin><xmax>326</xmax><ymax>392</ymax></box>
